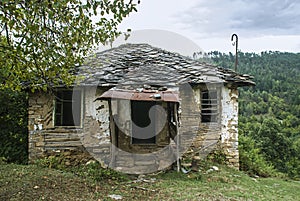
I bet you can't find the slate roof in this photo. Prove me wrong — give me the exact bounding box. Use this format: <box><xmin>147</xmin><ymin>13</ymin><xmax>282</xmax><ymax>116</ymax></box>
<box><xmin>76</xmin><ymin>43</ymin><xmax>255</xmax><ymax>89</ymax></box>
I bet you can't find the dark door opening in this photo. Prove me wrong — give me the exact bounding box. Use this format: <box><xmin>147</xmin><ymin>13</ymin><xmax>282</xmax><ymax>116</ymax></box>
<box><xmin>131</xmin><ymin>101</ymin><xmax>156</xmax><ymax>144</ymax></box>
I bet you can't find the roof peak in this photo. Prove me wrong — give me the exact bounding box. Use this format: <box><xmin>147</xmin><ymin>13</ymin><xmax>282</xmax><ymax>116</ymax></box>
<box><xmin>78</xmin><ymin>43</ymin><xmax>255</xmax><ymax>87</ymax></box>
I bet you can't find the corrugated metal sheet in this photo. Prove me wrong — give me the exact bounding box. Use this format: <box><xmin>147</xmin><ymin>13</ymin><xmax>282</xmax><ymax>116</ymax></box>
<box><xmin>98</xmin><ymin>89</ymin><xmax>179</xmax><ymax>102</ymax></box>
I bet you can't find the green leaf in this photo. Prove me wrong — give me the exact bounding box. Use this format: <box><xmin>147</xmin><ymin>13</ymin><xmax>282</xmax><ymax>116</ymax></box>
<box><xmin>0</xmin><ymin>0</ymin><xmax>139</xmax><ymax>91</ymax></box>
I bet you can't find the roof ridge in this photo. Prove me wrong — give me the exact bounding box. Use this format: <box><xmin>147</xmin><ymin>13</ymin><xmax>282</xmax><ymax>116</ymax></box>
<box><xmin>77</xmin><ymin>43</ymin><xmax>255</xmax><ymax>87</ymax></box>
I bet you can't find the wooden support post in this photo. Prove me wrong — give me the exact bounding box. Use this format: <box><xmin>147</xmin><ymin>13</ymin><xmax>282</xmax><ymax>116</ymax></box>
<box><xmin>108</xmin><ymin>100</ymin><xmax>116</xmax><ymax>168</ymax></box>
<box><xmin>174</xmin><ymin>103</ymin><xmax>180</xmax><ymax>172</ymax></box>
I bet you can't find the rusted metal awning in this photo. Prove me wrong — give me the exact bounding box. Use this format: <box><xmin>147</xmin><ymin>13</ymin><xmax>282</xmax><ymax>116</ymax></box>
<box><xmin>98</xmin><ymin>89</ymin><xmax>179</xmax><ymax>102</ymax></box>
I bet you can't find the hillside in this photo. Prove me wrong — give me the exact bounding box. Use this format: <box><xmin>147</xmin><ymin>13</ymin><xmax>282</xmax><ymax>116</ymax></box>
<box><xmin>209</xmin><ymin>51</ymin><xmax>300</xmax><ymax>177</ymax></box>
<box><xmin>1</xmin><ymin>163</ymin><xmax>300</xmax><ymax>201</ymax></box>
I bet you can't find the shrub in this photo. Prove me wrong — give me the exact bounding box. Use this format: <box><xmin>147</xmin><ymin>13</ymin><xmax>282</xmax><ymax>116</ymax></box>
<box><xmin>239</xmin><ymin>134</ymin><xmax>277</xmax><ymax>177</ymax></box>
<box><xmin>0</xmin><ymin>89</ymin><xmax>28</xmax><ymax>164</ymax></box>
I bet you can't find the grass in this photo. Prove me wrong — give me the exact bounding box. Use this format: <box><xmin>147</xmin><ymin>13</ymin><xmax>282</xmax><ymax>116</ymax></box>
<box><xmin>1</xmin><ymin>163</ymin><xmax>299</xmax><ymax>201</ymax></box>
<box><xmin>152</xmin><ymin>167</ymin><xmax>300</xmax><ymax>200</ymax></box>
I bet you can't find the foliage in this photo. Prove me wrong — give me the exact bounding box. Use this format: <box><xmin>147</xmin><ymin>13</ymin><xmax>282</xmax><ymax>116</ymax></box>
<box><xmin>239</xmin><ymin>134</ymin><xmax>277</xmax><ymax>177</ymax></box>
<box><xmin>209</xmin><ymin>51</ymin><xmax>300</xmax><ymax>178</ymax></box>
<box><xmin>0</xmin><ymin>157</ymin><xmax>7</xmax><ymax>165</ymax></box>
<box><xmin>0</xmin><ymin>89</ymin><xmax>28</xmax><ymax>164</ymax></box>
<box><xmin>0</xmin><ymin>0</ymin><xmax>139</xmax><ymax>91</ymax></box>
<box><xmin>286</xmin><ymin>138</ymin><xmax>300</xmax><ymax>178</ymax></box>
<box><xmin>71</xmin><ymin>162</ymin><xmax>128</xmax><ymax>182</ymax></box>
<box><xmin>207</xmin><ymin>149</ymin><xmax>228</xmax><ymax>165</ymax></box>
<box><xmin>35</xmin><ymin>154</ymin><xmax>67</xmax><ymax>170</ymax></box>
<box><xmin>36</xmin><ymin>154</ymin><xmax>128</xmax><ymax>182</ymax></box>
<box><xmin>0</xmin><ymin>0</ymin><xmax>139</xmax><ymax>164</ymax></box>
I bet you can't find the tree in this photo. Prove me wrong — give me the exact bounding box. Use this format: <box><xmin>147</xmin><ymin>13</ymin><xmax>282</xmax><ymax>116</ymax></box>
<box><xmin>210</xmin><ymin>50</ymin><xmax>300</xmax><ymax>177</ymax></box>
<box><xmin>0</xmin><ymin>0</ymin><xmax>139</xmax><ymax>164</ymax></box>
<box><xmin>0</xmin><ymin>0</ymin><xmax>139</xmax><ymax>91</ymax></box>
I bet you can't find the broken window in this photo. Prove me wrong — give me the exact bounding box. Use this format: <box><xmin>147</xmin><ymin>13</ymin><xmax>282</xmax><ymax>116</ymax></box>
<box><xmin>131</xmin><ymin>101</ymin><xmax>156</xmax><ymax>144</ymax></box>
<box><xmin>201</xmin><ymin>90</ymin><xmax>219</xmax><ymax>123</ymax></box>
<box><xmin>54</xmin><ymin>90</ymin><xmax>82</xmax><ymax>126</ymax></box>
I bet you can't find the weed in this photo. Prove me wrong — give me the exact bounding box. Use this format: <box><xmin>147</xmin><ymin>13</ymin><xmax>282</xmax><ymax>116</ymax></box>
<box><xmin>35</xmin><ymin>154</ymin><xmax>128</xmax><ymax>182</ymax></box>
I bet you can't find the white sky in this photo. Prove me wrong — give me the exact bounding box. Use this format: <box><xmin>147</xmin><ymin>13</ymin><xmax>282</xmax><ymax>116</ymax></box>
<box><xmin>109</xmin><ymin>0</ymin><xmax>300</xmax><ymax>55</ymax></box>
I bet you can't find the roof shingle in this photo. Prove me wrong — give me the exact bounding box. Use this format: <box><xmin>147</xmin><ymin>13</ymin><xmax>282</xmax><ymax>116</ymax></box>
<box><xmin>76</xmin><ymin>43</ymin><xmax>255</xmax><ymax>88</ymax></box>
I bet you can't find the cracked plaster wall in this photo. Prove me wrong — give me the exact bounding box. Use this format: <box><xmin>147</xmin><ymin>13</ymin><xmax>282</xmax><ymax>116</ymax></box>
<box><xmin>28</xmin><ymin>86</ymin><xmax>240</xmax><ymax>169</ymax></box>
<box><xmin>221</xmin><ymin>87</ymin><xmax>239</xmax><ymax>168</ymax></box>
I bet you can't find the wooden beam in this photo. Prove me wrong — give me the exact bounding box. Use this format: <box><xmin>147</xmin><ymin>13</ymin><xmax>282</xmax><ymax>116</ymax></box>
<box><xmin>108</xmin><ymin>100</ymin><xmax>116</xmax><ymax>168</ymax></box>
<box><xmin>174</xmin><ymin>103</ymin><xmax>180</xmax><ymax>172</ymax></box>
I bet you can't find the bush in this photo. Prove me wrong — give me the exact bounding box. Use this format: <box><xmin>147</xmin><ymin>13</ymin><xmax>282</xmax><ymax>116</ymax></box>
<box><xmin>239</xmin><ymin>134</ymin><xmax>277</xmax><ymax>177</ymax></box>
<box><xmin>0</xmin><ymin>157</ymin><xmax>7</xmax><ymax>165</ymax></box>
<box><xmin>0</xmin><ymin>89</ymin><xmax>28</xmax><ymax>164</ymax></box>
<box><xmin>35</xmin><ymin>155</ymin><xmax>67</xmax><ymax>170</ymax></box>
<box><xmin>285</xmin><ymin>138</ymin><xmax>300</xmax><ymax>179</ymax></box>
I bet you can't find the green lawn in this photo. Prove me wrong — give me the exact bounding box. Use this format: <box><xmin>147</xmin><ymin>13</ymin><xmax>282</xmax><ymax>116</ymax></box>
<box><xmin>1</xmin><ymin>163</ymin><xmax>299</xmax><ymax>200</ymax></box>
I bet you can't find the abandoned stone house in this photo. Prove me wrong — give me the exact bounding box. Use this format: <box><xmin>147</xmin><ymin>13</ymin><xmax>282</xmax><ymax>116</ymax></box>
<box><xmin>28</xmin><ymin>43</ymin><xmax>255</xmax><ymax>174</ymax></box>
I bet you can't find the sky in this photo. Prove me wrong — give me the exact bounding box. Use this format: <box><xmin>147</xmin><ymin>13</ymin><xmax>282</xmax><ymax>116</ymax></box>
<box><xmin>107</xmin><ymin>0</ymin><xmax>300</xmax><ymax>56</ymax></box>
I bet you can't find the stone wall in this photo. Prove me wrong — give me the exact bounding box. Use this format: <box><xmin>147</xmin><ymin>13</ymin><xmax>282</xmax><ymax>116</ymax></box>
<box><xmin>220</xmin><ymin>87</ymin><xmax>239</xmax><ymax>168</ymax></box>
<box><xmin>28</xmin><ymin>87</ymin><xmax>111</xmax><ymax>165</ymax></box>
<box><xmin>81</xmin><ymin>87</ymin><xmax>111</xmax><ymax>165</ymax></box>
<box><xmin>28</xmin><ymin>85</ymin><xmax>240</xmax><ymax>171</ymax></box>
<box><xmin>180</xmin><ymin>85</ymin><xmax>239</xmax><ymax>169</ymax></box>
<box><xmin>180</xmin><ymin>85</ymin><xmax>221</xmax><ymax>167</ymax></box>
<box><xmin>28</xmin><ymin>91</ymin><xmax>55</xmax><ymax>161</ymax></box>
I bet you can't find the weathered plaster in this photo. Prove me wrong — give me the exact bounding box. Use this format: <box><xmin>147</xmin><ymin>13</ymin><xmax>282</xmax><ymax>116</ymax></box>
<box><xmin>28</xmin><ymin>85</ymin><xmax>240</xmax><ymax>171</ymax></box>
<box><xmin>221</xmin><ymin>87</ymin><xmax>239</xmax><ymax>168</ymax></box>
<box><xmin>83</xmin><ymin>88</ymin><xmax>110</xmax><ymax>145</ymax></box>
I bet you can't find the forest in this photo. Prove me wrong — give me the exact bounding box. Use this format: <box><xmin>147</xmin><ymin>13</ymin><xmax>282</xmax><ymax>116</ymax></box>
<box><xmin>209</xmin><ymin>51</ymin><xmax>300</xmax><ymax>178</ymax></box>
<box><xmin>0</xmin><ymin>51</ymin><xmax>299</xmax><ymax>178</ymax></box>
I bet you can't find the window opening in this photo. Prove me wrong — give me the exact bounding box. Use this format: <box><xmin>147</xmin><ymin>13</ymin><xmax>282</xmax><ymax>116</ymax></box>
<box><xmin>201</xmin><ymin>90</ymin><xmax>218</xmax><ymax>123</ymax></box>
<box><xmin>54</xmin><ymin>90</ymin><xmax>81</xmax><ymax>126</ymax></box>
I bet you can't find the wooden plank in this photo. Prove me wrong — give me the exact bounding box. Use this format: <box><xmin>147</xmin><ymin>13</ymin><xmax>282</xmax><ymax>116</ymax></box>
<box><xmin>108</xmin><ymin>100</ymin><xmax>116</xmax><ymax>168</ymax></box>
<box><xmin>44</xmin><ymin>140</ymin><xmax>82</xmax><ymax>147</ymax></box>
<box><xmin>174</xmin><ymin>104</ymin><xmax>180</xmax><ymax>172</ymax></box>
<box><xmin>44</xmin><ymin>137</ymin><xmax>81</xmax><ymax>142</ymax></box>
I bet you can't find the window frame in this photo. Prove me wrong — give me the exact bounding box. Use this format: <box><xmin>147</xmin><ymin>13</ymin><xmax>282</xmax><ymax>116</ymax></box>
<box><xmin>53</xmin><ymin>88</ymin><xmax>84</xmax><ymax>128</ymax></box>
<box><xmin>200</xmin><ymin>88</ymin><xmax>220</xmax><ymax>123</ymax></box>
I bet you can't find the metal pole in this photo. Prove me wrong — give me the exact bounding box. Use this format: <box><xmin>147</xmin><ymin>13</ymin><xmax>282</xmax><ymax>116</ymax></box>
<box><xmin>231</xmin><ymin>34</ymin><xmax>238</xmax><ymax>72</ymax></box>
